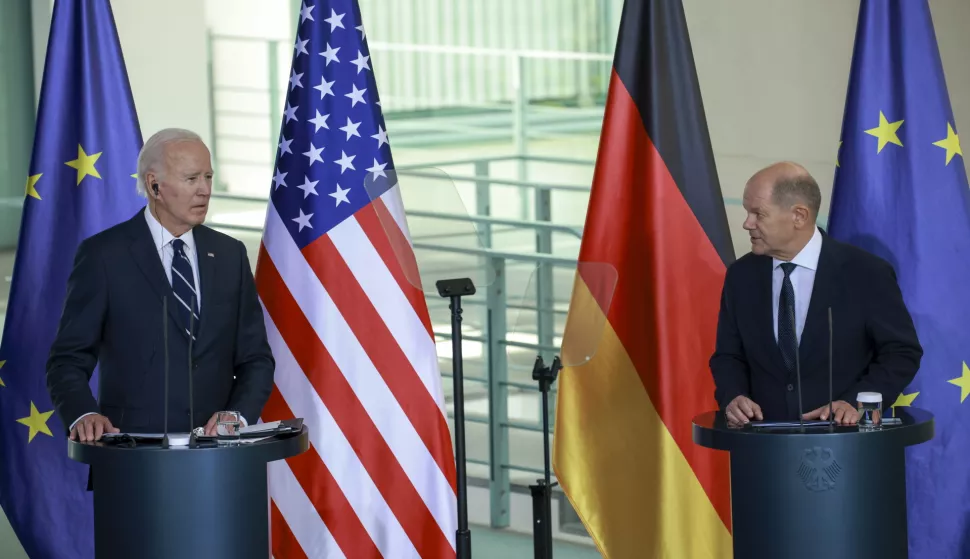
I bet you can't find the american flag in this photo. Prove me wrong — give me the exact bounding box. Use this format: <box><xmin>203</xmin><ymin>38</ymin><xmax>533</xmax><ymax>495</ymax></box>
<box><xmin>253</xmin><ymin>0</ymin><xmax>459</xmax><ymax>557</ymax></box>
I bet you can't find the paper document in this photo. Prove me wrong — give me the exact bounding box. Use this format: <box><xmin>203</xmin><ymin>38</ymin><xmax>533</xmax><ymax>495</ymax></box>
<box><xmin>240</xmin><ymin>421</ymin><xmax>280</xmax><ymax>434</ymax></box>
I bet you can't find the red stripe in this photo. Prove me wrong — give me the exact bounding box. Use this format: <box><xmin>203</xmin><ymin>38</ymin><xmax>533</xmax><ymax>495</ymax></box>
<box><xmin>255</xmin><ymin>246</ymin><xmax>454</xmax><ymax>558</ymax></box>
<box><xmin>262</xmin><ymin>386</ymin><xmax>380</xmax><ymax>558</ymax></box>
<box><xmin>302</xmin><ymin>231</ymin><xmax>458</xmax><ymax>490</ymax></box>
<box><xmin>358</xmin><ymin>200</ymin><xmax>434</xmax><ymax>338</ymax></box>
<box><xmin>578</xmin><ymin>70</ymin><xmax>732</xmax><ymax>530</ymax></box>
<box><xmin>271</xmin><ymin>501</ymin><xmax>308</xmax><ymax>559</ymax></box>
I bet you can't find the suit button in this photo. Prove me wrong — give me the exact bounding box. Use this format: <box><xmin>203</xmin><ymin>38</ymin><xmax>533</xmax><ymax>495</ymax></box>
<box><xmin>787</xmin><ymin>384</ymin><xmax>794</xmax><ymax>391</ymax></box>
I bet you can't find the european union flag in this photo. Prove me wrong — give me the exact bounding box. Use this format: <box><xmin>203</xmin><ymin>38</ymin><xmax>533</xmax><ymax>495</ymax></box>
<box><xmin>828</xmin><ymin>0</ymin><xmax>970</xmax><ymax>557</ymax></box>
<box><xmin>0</xmin><ymin>1</ymin><xmax>145</xmax><ymax>557</ymax></box>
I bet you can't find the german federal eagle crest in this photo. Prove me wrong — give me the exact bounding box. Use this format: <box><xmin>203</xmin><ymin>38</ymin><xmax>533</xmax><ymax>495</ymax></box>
<box><xmin>797</xmin><ymin>447</ymin><xmax>841</xmax><ymax>492</ymax></box>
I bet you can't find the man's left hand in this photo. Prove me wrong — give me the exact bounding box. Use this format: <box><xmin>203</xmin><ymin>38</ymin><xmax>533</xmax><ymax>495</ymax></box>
<box><xmin>203</xmin><ymin>411</ymin><xmax>247</xmax><ymax>436</ymax></box>
<box><xmin>204</xmin><ymin>413</ymin><xmax>221</xmax><ymax>436</ymax></box>
<box><xmin>803</xmin><ymin>400</ymin><xmax>859</xmax><ymax>425</ymax></box>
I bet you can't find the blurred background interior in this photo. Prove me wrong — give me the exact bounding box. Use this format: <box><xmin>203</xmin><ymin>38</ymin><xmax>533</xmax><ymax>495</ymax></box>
<box><xmin>2</xmin><ymin>0</ymin><xmax>969</xmax><ymax>557</ymax></box>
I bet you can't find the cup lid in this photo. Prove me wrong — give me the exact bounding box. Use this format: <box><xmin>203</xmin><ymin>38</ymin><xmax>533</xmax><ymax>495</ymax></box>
<box><xmin>857</xmin><ymin>391</ymin><xmax>882</xmax><ymax>403</ymax></box>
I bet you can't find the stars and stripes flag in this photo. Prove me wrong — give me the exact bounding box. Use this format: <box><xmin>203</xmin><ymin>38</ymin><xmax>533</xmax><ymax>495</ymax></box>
<box><xmin>253</xmin><ymin>0</ymin><xmax>459</xmax><ymax>557</ymax></box>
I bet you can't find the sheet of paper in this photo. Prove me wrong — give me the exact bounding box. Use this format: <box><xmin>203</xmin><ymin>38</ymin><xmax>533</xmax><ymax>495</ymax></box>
<box><xmin>240</xmin><ymin>421</ymin><xmax>280</xmax><ymax>434</ymax></box>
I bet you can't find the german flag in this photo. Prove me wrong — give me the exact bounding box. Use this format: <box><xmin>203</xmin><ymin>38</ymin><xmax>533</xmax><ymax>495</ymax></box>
<box><xmin>552</xmin><ymin>0</ymin><xmax>734</xmax><ymax>556</ymax></box>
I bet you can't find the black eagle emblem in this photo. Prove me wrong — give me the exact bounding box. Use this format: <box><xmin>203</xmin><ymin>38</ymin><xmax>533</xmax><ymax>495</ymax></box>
<box><xmin>797</xmin><ymin>447</ymin><xmax>841</xmax><ymax>492</ymax></box>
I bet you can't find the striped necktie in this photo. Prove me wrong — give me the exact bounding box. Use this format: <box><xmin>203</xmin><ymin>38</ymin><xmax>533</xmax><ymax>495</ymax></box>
<box><xmin>171</xmin><ymin>238</ymin><xmax>199</xmax><ymax>338</ymax></box>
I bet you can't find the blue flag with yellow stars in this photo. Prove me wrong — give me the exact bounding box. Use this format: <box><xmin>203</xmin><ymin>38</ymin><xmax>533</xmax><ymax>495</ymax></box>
<box><xmin>828</xmin><ymin>0</ymin><xmax>970</xmax><ymax>556</ymax></box>
<box><xmin>0</xmin><ymin>0</ymin><xmax>145</xmax><ymax>557</ymax></box>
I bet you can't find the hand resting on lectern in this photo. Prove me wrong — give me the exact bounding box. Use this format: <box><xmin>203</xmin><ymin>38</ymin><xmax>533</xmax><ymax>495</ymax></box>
<box><xmin>802</xmin><ymin>400</ymin><xmax>860</xmax><ymax>425</ymax></box>
<box><xmin>70</xmin><ymin>413</ymin><xmax>119</xmax><ymax>442</ymax></box>
<box><xmin>725</xmin><ymin>395</ymin><xmax>763</xmax><ymax>426</ymax></box>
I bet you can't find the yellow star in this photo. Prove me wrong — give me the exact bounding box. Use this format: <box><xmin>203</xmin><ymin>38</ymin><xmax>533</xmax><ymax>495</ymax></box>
<box><xmin>64</xmin><ymin>145</ymin><xmax>103</xmax><ymax>185</ymax></box>
<box><xmin>865</xmin><ymin>111</ymin><xmax>904</xmax><ymax>154</ymax></box>
<box><xmin>0</xmin><ymin>360</ymin><xmax>5</xmax><ymax>387</ymax></box>
<box><xmin>948</xmin><ymin>361</ymin><xmax>970</xmax><ymax>404</ymax></box>
<box><xmin>16</xmin><ymin>402</ymin><xmax>54</xmax><ymax>443</ymax></box>
<box><xmin>25</xmin><ymin>174</ymin><xmax>42</xmax><ymax>200</ymax></box>
<box><xmin>891</xmin><ymin>391</ymin><xmax>919</xmax><ymax>408</ymax></box>
<box><xmin>932</xmin><ymin>122</ymin><xmax>962</xmax><ymax>165</ymax></box>
<box><xmin>836</xmin><ymin>140</ymin><xmax>843</xmax><ymax>167</ymax></box>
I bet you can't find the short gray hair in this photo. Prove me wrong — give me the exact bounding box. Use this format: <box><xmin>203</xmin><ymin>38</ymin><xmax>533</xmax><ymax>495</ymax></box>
<box><xmin>136</xmin><ymin>128</ymin><xmax>204</xmax><ymax>197</ymax></box>
<box><xmin>772</xmin><ymin>174</ymin><xmax>822</xmax><ymax>218</ymax></box>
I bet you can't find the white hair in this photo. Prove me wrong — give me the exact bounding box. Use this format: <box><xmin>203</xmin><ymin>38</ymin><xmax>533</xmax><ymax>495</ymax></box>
<box><xmin>136</xmin><ymin>128</ymin><xmax>204</xmax><ymax>197</ymax></box>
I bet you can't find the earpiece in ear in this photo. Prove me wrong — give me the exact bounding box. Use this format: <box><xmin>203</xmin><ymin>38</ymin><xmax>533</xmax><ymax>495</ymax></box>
<box><xmin>152</xmin><ymin>183</ymin><xmax>159</xmax><ymax>197</ymax></box>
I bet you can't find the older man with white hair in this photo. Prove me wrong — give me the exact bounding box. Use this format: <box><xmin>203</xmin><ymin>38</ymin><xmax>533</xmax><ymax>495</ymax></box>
<box><xmin>46</xmin><ymin>128</ymin><xmax>275</xmax><ymax>445</ymax></box>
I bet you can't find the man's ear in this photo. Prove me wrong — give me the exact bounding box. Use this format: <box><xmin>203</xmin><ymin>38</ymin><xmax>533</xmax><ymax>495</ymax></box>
<box><xmin>792</xmin><ymin>204</ymin><xmax>811</xmax><ymax>228</ymax></box>
<box><xmin>145</xmin><ymin>173</ymin><xmax>158</xmax><ymax>197</ymax></box>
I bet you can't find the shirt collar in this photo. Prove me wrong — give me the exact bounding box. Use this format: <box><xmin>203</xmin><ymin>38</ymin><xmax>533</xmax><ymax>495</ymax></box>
<box><xmin>144</xmin><ymin>205</ymin><xmax>197</xmax><ymax>255</ymax></box>
<box><xmin>773</xmin><ymin>226</ymin><xmax>822</xmax><ymax>271</ymax></box>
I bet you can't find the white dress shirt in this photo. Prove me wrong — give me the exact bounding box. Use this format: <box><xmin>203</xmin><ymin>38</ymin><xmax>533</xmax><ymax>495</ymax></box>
<box><xmin>772</xmin><ymin>226</ymin><xmax>822</xmax><ymax>343</ymax></box>
<box><xmin>144</xmin><ymin>205</ymin><xmax>202</xmax><ymax>311</ymax></box>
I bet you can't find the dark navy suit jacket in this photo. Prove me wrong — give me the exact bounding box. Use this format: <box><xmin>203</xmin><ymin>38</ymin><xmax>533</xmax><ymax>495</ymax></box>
<box><xmin>709</xmin><ymin>232</ymin><xmax>922</xmax><ymax>420</ymax></box>
<box><xmin>46</xmin><ymin>209</ymin><xmax>275</xmax><ymax>434</ymax></box>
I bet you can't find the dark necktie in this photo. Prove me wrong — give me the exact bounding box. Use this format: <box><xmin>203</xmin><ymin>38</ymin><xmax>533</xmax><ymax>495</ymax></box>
<box><xmin>778</xmin><ymin>262</ymin><xmax>797</xmax><ymax>372</ymax></box>
<box><xmin>171</xmin><ymin>238</ymin><xmax>199</xmax><ymax>338</ymax></box>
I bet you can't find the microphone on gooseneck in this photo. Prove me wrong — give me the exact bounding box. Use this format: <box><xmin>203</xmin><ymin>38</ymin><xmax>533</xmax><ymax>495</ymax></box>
<box><xmin>828</xmin><ymin>307</ymin><xmax>834</xmax><ymax>429</ymax></box>
<box><xmin>188</xmin><ymin>294</ymin><xmax>196</xmax><ymax>448</ymax></box>
<box><xmin>161</xmin><ymin>295</ymin><xmax>171</xmax><ymax>449</ymax></box>
<box><xmin>794</xmin><ymin>312</ymin><xmax>804</xmax><ymax>430</ymax></box>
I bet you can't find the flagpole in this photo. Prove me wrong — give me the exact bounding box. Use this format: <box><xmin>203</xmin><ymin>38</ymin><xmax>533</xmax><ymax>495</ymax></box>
<box><xmin>437</xmin><ymin>278</ymin><xmax>475</xmax><ymax>559</ymax></box>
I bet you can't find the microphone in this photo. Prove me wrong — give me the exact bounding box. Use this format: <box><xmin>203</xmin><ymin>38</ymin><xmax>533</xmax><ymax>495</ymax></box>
<box><xmin>160</xmin><ymin>284</ymin><xmax>193</xmax><ymax>448</ymax></box>
<box><xmin>794</xmin><ymin>310</ymin><xmax>804</xmax><ymax>430</ymax></box>
<box><xmin>161</xmin><ymin>295</ymin><xmax>172</xmax><ymax>448</ymax></box>
<box><xmin>188</xmin><ymin>294</ymin><xmax>196</xmax><ymax>447</ymax></box>
<box><xmin>828</xmin><ymin>307</ymin><xmax>834</xmax><ymax>429</ymax></box>
<box><xmin>792</xmin><ymin>307</ymin><xmax>836</xmax><ymax>430</ymax></box>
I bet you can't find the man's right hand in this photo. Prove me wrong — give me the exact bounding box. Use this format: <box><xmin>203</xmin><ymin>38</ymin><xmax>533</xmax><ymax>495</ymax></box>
<box><xmin>70</xmin><ymin>414</ymin><xmax>119</xmax><ymax>442</ymax></box>
<box><xmin>725</xmin><ymin>395</ymin><xmax>763</xmax><ymax>425</ymax></box>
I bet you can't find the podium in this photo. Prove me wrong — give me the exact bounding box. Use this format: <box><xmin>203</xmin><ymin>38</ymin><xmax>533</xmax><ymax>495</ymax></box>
<box><xmin>692</xmin><ymin>408</ymin><xmax>933</xmax><ymax>559</ymax></box>
<box><xmin>68</xmin><ymin>428</ymin><xmax>310</xmax><ymax>559</ymax></box>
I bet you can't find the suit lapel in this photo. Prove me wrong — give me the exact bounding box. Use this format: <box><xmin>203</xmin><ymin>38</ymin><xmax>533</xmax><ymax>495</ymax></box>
<box><xmin>799</xmin><ymin>236</ymin><xmax>841</xmax><ymax>365</ymax></box>
<box><xmin>127</xmin><ymin>209</ymin><xmax>190</xmax><ymax>342</ymax></box>
<box><xmin>756</xmin><ymin>257</ymin><xmax>790</xmax><ymax>379</ymax></box>
<box><xmin>193</xmin><ymin>226</ymin><xmax>218</xmax><ymax>352</ymax></box>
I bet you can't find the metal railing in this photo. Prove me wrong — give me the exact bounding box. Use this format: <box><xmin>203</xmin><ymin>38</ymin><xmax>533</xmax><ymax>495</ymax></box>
<box><xmin>205</xmin><ymin>31</ymin><xmax>611</xmax><ymax>207</ymax></box>
<box><xmin>206</xmin><ymin>148</ymin><xmax>593</xmax><ymax>531</ymax></box>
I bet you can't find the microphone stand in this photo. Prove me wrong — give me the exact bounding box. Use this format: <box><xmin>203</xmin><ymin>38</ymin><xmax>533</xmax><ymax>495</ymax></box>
<box><xmin>530</xmin><ymin>355</ymin><xmax>561</xmax><ymax>559</ymax></box>
<box><xmin>161</xmin><ymin>296</ymin><xmax>171</xmax><ymax>448</ymax></box>
<box><xmin>188</xmin><ymin>294</ymin><xmax>197</xmax><ymax>448</ymax></box>
<box><xmin>436</xmin><ymin>278</ymin><xmax>476</xmax><ymax>559</ymax></box>
<box><xmin>827</xmin><ymin>307</ymin><xmax>834</xmax><ymax>432</ymax></box>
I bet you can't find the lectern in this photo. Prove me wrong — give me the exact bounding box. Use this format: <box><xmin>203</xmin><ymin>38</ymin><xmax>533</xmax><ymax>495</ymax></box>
<box><xmin>68</xmin><ymin>428</ymin><xmax>309</xmax><ymax>559</ymax></box>
<box><xmin>692</xmin><ymin>408</ymin><xmax>933</xmax><ymax>559</ymax></box>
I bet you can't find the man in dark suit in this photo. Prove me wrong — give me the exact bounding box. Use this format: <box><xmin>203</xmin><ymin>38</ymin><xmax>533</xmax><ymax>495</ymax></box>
<box><xmin>46</xmin><ymin>128</ymin><xmax>275</xmax><ymax>442</ymax></box>
<box><xmin>710</xmin><ymin>162</ymin><xmax>922</xmax><ymax>425</ymax></box>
